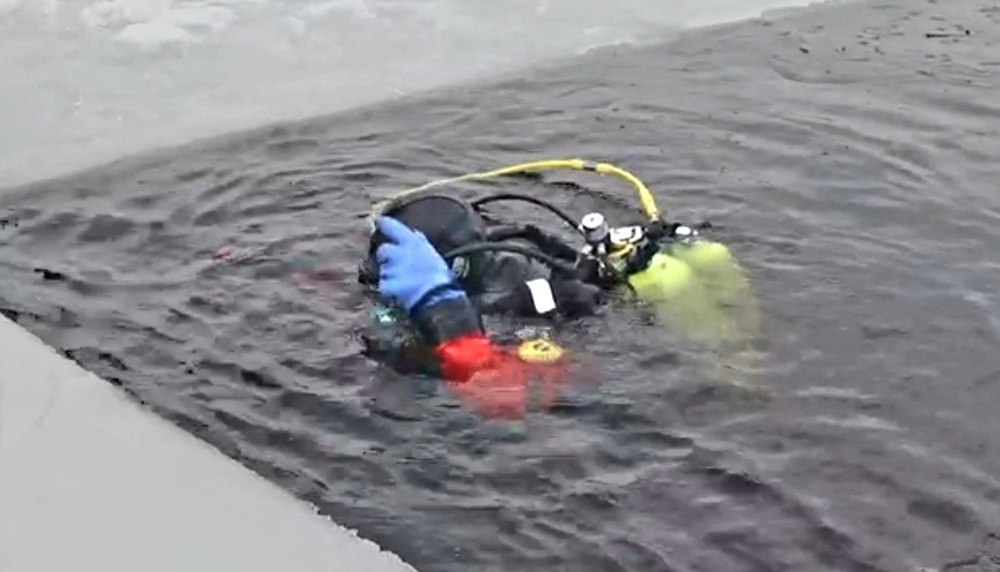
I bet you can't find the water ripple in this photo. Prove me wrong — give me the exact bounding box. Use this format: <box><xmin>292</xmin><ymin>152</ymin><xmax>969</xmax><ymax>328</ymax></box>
<box><xmin>5</xmin><ymin>1</ymin><xmax>1000</xmax><ymax>571</ymax></box>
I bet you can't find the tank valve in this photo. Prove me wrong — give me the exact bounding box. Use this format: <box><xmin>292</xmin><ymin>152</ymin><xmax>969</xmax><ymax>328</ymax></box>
<box><xmin>672</xmin><ymin>224</ymin><xmax>698</xmax><ymax>243</ymax></box>
<box><xmin>580</xmin><ymin>212</ymin><xmax>610</xmax><ymax>245</ymax></box>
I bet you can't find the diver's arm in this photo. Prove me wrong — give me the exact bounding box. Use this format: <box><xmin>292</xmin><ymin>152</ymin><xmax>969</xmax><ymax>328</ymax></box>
<box><xmin>373</xmin><ymin>215</ymin><xmax>571</xmax><ymax>419</ymax></box>
<box><xmin>373</xmin><ymin>215</ymin><xmax>506</xmax><ymax>383</ymax></box>
<box><xmin>408</xmin><ymin>293</ymin><xmax>501</xmax><ymax>383</ymax></box>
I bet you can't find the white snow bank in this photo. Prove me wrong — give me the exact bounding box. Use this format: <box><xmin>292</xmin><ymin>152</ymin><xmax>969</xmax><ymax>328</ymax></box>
<box><xmin>0</xmin><ymin>313</ymin><xmax>417</xmax><ymax>572</ymax></box>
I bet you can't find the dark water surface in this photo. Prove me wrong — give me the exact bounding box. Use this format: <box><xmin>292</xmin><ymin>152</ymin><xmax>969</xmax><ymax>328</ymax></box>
<box><xmin>5</xmin><ymin>1</ymin><xmax>1000</xmax><ymax>570</ymax></box>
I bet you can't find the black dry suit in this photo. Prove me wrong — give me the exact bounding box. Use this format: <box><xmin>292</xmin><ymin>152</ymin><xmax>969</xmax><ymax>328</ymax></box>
<box><xmin>358</xmin><ymin>193</ymin><xmax>605</xmax><ymax>320</ymax></box>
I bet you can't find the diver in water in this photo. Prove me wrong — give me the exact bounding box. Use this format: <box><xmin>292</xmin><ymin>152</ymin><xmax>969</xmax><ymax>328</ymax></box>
<box><xmin>365</xmin><ymin>213</ymin><xmax>576</xmax><ymax>419</ymax></box>
<box><xmin>355</xmin><ymin>160</ymin><xmax>760</xmax><ymax>418</ymax></box>
<box><xmin>357</xmin><ymin>193</ymin><xmax>597</xmax><ymax>419</ymax></box>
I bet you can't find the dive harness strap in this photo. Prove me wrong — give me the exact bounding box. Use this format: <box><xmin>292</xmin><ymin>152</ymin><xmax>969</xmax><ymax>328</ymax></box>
<box><xmin>524</xmin><ymin>279</ymin><xmax>558</xmax><ymax>315</ymax></box>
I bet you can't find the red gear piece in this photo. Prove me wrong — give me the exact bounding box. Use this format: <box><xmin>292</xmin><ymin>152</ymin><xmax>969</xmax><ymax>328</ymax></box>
<box><xmin>434</xmin><ymin>334</ymin><xmax>570</xmax><ymax>419</ymax></box>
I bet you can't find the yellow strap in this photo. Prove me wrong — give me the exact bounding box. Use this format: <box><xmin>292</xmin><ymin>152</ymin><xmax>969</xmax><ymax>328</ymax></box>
<box><xmin>371</xmin><ymin>158</ymin><xmax>662</xmax><ymax>223</ymax></box>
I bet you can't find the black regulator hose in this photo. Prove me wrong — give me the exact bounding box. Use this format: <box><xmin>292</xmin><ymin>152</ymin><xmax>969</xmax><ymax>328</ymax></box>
<box><xmin>441</xmin><ymin>242</ymin><xmax>580</xmax><ymax>276</ymax></box>
<box><xmin>470</xmin><ymin>193</ymin><xmax>582</xmax><ymax>234</ymax></box>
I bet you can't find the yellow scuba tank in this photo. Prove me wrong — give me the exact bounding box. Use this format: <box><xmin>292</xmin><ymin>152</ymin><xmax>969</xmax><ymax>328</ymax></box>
<box><xmin>621</xmin><ymin>245</ymin><xmax>728</xmax><ymax>342</ymax></box>
<box><xmin>664</xmin><ymin>228</ymin><xmax>763</xmax><ymax>346</ymax></box>
<box><xmin>625</xmin><ymin>251</ymin><xmax>695</xmax><ymax>303</ymax></box>
<box><xmin>667</xmin><ymin>228</ymin><xmax>742</xmax><ymax>294</ymax></box>
<box><xmin>669</xmin><ymin>237</ymin><xmax>736</xmax><ymax>274</ymax></box>
<box><xmin>624</xmin><ymin>235</ymin><xmax>769</xmax><ymax>398</ymax></box>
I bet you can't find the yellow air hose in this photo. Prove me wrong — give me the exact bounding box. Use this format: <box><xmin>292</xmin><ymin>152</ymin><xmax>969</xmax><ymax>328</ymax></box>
<box><xmin>371</xmin><ymin>158</ymin><xmax>661</xmax><ymax>223</ymax></box>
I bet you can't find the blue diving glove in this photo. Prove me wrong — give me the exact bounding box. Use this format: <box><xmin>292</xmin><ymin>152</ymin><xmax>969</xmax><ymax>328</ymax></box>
<box><xmin>375</xmin><ymin>215</ymin><xmax>466</xmax><ymax>315</ymax></box>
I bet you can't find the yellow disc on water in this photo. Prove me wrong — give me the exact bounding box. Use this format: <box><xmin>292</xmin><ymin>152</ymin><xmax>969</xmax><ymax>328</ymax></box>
<box><xmin>517</xmin><ymin>338</ymin><xmax>565</xmax><ymax>364</ymax></box>
<box><xmin>670</xmin><ymin>240</ymin><xmax>735</xmax><ymax>274</ymax></box>
<box><xmin>627</xmin><ymin>252</ymin><xmax>694</xmax><ymax>303</ymax></box>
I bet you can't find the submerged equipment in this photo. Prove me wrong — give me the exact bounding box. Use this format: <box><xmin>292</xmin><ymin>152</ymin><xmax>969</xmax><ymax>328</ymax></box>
<box><xmin>359</xmin><ymin>158</ymin><xmax>742</xmax><ymax>307</ymax></box>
